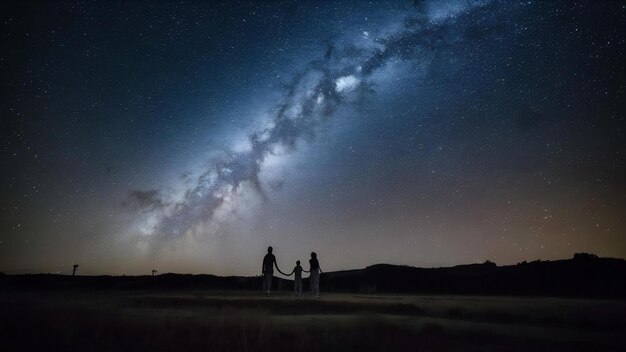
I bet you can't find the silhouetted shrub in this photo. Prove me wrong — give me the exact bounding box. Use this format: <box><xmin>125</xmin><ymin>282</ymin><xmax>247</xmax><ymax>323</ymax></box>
<box><xmin>483</xmin><ymin>260</ymin><xmax>496</xmax><ymax>267</ymax></box>
<box><xmin>573</xmin><ymin>253</ymin><xmax>598</xmax><ymax>261</ymax></box>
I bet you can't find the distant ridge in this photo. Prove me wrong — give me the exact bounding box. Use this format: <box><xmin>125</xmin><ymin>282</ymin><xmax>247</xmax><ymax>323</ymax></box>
<box><xmin>2</xmin><ymin>254</ymin><xmax>625</xmax><ymax>298</ymax></box>
<box><xmin>323</xmin><ymin>255</ymin><xmax>626</xmax><ymax>298</ymax></box>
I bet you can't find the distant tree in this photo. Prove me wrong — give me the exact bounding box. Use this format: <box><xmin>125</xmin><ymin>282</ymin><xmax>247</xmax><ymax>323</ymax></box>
<box><xmin>483</xmin><ymin>260</ymin><xmax>496</xmax><ymax>267</ymax></box>
<box><xmin>72</xmin><ymin>264</ymin><xmax>79</xmax><ymax>276</ymax></box>
<box><xmin>573</xmin><ymin>253</ymin><xmax>598</xmax><ymax>261</ymax></box>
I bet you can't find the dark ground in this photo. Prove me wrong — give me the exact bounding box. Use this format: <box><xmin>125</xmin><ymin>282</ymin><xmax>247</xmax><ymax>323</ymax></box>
<box><xmin>1</xmin><ymin>289</ymin><xmax>625</xmax><ymax>352</ymax></box>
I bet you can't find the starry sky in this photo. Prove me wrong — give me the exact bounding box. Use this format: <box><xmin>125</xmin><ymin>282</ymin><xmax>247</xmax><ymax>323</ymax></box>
<box><xmin>1</xmin><ymin>0</ymin><xmax>624</xmax><ymax>276</ymax></box>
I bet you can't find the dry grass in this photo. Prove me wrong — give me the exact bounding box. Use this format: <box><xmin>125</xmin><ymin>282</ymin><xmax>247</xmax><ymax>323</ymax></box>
<box><xmin>1</xmin><ymin>290</ymin><xmax>625</xmax><ymax>351</ymax></box>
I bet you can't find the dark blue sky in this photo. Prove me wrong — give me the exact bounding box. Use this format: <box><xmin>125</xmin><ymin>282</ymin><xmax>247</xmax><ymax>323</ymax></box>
<box><xmin>1</xmin><ymin>0</ymin><xmax>624</xmax><ymax>275</ymax></box>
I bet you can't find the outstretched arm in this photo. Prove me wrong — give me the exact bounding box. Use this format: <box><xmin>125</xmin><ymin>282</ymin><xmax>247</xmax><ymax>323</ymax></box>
<box><xmin>274</xmin><ymin>261</ymin><xmax>289</xmax><ymax>276</ymax></box>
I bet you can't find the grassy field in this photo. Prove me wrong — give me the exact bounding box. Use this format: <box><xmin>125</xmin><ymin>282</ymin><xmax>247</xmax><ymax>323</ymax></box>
<box><xmin>1</xmin><ymin>290</ymin><xmax>625</xmax><ymax>351</ymax></box>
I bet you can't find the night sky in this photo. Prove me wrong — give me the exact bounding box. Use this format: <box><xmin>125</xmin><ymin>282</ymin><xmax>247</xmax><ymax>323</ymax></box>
<box><xmin>1</xmin><ymin>0</ymin><xmax>624</xmax><ymax>276</ymax></box>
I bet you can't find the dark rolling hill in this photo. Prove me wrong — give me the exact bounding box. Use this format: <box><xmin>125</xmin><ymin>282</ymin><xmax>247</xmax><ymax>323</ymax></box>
<box><xmin>1</xmin><ymin>254</ymin><xmax>625</xmax><ymax>298</ymax></box>
<box><xmin>0</xmin><ymin>273</ymin><xmax>291</xmax><ymax>292</ymax></box>
<box><xmin>320</xmin><ymin>254</ymin><xmax>626</xmax><ymax>298</ymax></box>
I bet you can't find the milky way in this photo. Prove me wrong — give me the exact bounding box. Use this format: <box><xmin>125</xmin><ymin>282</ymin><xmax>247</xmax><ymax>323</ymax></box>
<box><xmin>128</xmin><ymin>0</ymin><xmax>495</xmax><ymax>243</ymax></box>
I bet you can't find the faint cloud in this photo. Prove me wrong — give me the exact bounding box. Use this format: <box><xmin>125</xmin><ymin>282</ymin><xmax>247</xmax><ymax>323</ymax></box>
<box><xmin>123</xmin><ymin>190</ymin><xmax>165</xmax><ymax>211</ymax></box>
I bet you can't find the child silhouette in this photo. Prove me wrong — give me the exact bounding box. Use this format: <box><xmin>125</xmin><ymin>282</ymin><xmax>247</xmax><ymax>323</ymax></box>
<box><xmin>287</xmin><ymin>260</ymin><xmax>308</xmax><ymax>296</ymax></box>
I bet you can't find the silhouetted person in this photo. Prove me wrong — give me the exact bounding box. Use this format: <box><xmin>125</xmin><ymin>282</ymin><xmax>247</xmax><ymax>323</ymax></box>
<box><xmin>309</xmin><ymin>252</ymin><xmax>322</xmax><ymax>297</ymax></box>
<box><xmin>288</xmin><ymin>260</ymin><xmax>307</xmax><ymax>296</ymax></box>
<box><xmin>261</xmin><ymin>246</ymin><xmax>280</xmax><ymax>295</ymax></box>
<box><xmin>72</xmin><ymin>264</ymin><xmax>79</xmax><ymax>276</ymax></box>
<box><xmin>152</xmin><ymin>270</ymin><xmax>158</xmax><ymax>276</ymax></box>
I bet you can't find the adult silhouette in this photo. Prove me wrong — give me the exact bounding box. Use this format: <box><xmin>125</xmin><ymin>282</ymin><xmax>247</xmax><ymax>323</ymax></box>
<box><xmin>261</xmin><ymin>246</ymin><xmax>282</xmax><ymax>295</ymax></box>
<box><xmin>309</xmin><ymin>252</ymin><xmax>322</xmax><ymax>297</ymax></box>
